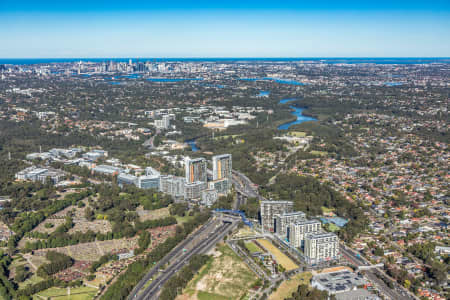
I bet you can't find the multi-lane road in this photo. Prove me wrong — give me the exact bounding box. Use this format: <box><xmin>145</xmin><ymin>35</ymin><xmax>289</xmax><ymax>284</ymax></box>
<box><xmin>129</xmin><ymin>216</ymin><xmax>239</xmax><ymax>300</ymax></box>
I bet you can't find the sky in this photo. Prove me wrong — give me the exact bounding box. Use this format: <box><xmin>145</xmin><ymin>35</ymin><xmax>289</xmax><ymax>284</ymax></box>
<box><xmin>1</xmin><ymin>0</ymin><xmax>449</xmax><ymax>58</ymax></box>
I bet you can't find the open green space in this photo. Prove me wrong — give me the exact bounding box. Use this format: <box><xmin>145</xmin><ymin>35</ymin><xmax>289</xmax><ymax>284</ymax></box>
<box><xmin>244</xmin><ymin>241</ymin><xmax>262</xmax><ymax>253</ymax></box>
<box><xmin>269</xmin><ymin>272</ymin><xmax>312</xmax><ymax>300</ymax></box>
<box><xmin>288</xmin><ymin>131</ymin><xmax>306</xmax><ymax>137</ymax></box>
<box><xmin>310</xmin><ymin>150</ymin><xmax>327</xmax><ymax>156</ymax></box>
<box><xmin>34</xmin><ymin>286</ymin><xmax>97</xmax><ymax>300</ymax></box>
<box><xmin>326</xmin><ymin>223</ymin><xmax>340</xmax><ymax>232</ymax></box>
<box><xmin>321</xmin><ymin>206</ymin><xmax>335</xmax><ymax>214</ymax></box>
<box><xmin>175</xmin><ymin>214</ymin><xmax>195</xmax><ymax>224</ymax></box>
<box><xmin>19</xmin><ymin>274</ymin><xmax>45</xmax><ymax>289</ymax></box>
<box><xmin>198</xmin><ymin>291</ymin><xmax>231</xmax><ymax>300</ymax></box>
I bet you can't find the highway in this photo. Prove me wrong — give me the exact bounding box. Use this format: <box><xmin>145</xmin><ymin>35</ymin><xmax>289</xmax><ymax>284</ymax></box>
<box><xmin>130</xmin><ymin>217</ymin><xmax>239</xmax><ymax>300</ymax></box>
<box><xmin>340</xmin><ymin>245</ymin><xmax>415</xmax><ymax>300</ymax></box>
<box><xmin>127</xmin><ymin>217</ymin><xmax>217</xmax><ymax>299</ymax></box>
<box><xmin>232</xmin><ymin>170</ymin><xmax>266</xmax><ymax>201</ymax></box>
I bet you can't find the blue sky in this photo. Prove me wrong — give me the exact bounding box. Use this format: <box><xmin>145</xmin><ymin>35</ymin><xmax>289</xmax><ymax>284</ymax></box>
<box><xmin>1</xmin><ymin>1</ymin><xmax>449</xmax><ymax>58</ymax></box>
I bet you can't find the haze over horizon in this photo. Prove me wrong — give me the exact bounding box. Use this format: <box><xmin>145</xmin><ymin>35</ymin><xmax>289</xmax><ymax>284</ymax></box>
<box><xmin>1</xmin><ymin>0</ymin><xmax>449</xmax><ymax>58</ymax></box>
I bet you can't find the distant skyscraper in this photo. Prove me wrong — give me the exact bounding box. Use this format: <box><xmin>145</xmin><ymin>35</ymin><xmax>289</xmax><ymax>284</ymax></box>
<box><xmin>185</xmin><ymin>157</ymin><xmax>207</xmax><ymax>183</ymax></box>
<box><xmin>212</xmin><ymin>154</ymin><xmax>232</xmax><ymax>181</ymax></box>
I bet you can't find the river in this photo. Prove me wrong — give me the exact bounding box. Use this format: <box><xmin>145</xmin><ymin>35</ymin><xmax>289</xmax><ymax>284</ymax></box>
<box><xmin>277</xmin><ymin>98</ymin><xmax>317</xmax><ymax>130</ymax></box>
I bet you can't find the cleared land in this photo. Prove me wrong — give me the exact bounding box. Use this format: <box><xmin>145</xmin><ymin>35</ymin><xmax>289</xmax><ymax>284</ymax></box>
<box><xmin>233</xmin><ymin>227</ymin><xmax>258</xmax><ymax>238</ymax></box>
<box><xmin>33</xmin><ymin>237</ymin><xmax>138</xmax><ymax>261</ymax></box>
<box><xmin>137</xmin><ymin>206</ymin><xmax>170</xmax><ymax>221</ymax></box>
<box><xmin>256</xmin><ymin>239</ymin><xmax>298</xmax><ymax>271</ymax></box>
<box><xmin>177</xmin><ymin>244</ymin><xmax>257</xmax><ymax>300</ymax></box>
<box><xmin>34</xmin><ymin>286</ymin><xmax>97</xmax><ymax>300</ymax></box>
<box><xmin>268</xmin><ymin>272</ymin><xmax>312</xmax><ymax>300</ymax></box>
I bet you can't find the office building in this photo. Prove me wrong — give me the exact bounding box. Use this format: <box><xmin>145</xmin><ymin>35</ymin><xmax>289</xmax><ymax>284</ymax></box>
<box><xmin>260</xmin><ymin>201</ymin><xmax>293</xmax><ymax>232</ymax></box>
<box><xmin>138</xmin><ymin>175</ymin><xmax>160</xmax><ymax>190</ymax></box>
<box><xmin>154</xmin><ymin>114</ymin><xmax>171</xmax><ymax>130</ymax></box>
<box><xmin>15</xmin><ymin>166</ymin><xmax>65</xmax><ymax>184</ymax></box>
<box><xmin>92</xmin><ymin>165</ymin><xmax>123</xmax><ymax>176</ymax></box>
<box><xmin>185</xmin><ymin>157</ymin><xmax>207</xmax><ymax>183</ymax></box>
<box><xmin>145</xmin><ymin>166</ymin><xmax>160</xmax><ymax>177</ymax></box>
<box><xmin>274</xmin><ymin>211</ymin><xmax>306</xmax><ymax>238</ymax></box>
<box><xmin>212</xmin><ymin>154</ymin><xmax>232</xmax><ymax>180</ymax></box>
<box><xmin>184</xmin><ymin>181</ymin><xmax>207</xmax><ymax>200</ymax></box>
<box><xmin>289</xmin><ymin>219</ymin><xmax>322</xmax><ymax>248</ymax></box>
<box><xmin>117</xmin><ymin>173</ymin><xmax>138</xmax><ymax>187</ymax></box>
<box><xmin>159</xmin><ymin>175</ymin><xmax>185</xmax><ymax>198</ymax></box>
<box><xmin>304</xmin><ymin>232</ymin><xmax>339</xmax><ymax>265</ymax></box>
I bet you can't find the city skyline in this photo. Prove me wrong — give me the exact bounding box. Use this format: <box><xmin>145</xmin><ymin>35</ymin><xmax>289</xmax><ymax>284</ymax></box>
<box><xmin>1</xmin><ymin>0</ymin><xmax>450</xmax><ymax>58</ymax></box>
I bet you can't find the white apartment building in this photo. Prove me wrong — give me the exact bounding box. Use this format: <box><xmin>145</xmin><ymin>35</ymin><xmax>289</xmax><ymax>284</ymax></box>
<box><xmin>304</xmin><ymin>232</ymin><xmax>339</xmax><ymax>265</ymax></box>
<box><xmin>260</xmin><ymin>201</ymin><xmax>293</xmax><ymax>232</ymax></box>
<box><xmin>274</xmin><ymin>211</ymin><xmax>306</xmax><ymax>239</ymax></box>
<box><xmin>289</xmin><ymin>219</ymin><xmax>322</xmax><ymax>248</ymax></box>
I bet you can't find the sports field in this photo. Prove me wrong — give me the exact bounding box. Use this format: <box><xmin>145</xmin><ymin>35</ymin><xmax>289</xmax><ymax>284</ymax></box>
<box><xmin>256</xmin><ymin>239</ymin><xmax>298</xmax><ymax>271</ymax></box>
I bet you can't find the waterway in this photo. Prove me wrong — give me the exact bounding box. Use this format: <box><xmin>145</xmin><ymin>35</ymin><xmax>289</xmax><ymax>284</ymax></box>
<box><xmin>147</xmin><ymin>78</ymin><xmax>203</xmax><ymax>82</ymax></box>
<box><xmin>277</xmin><ymin>98</ymin><xmax>317</xmax><ymax>130</ymax></box>
<box><xmin>185</xmin><ymin>138</ymin><xmax>199</xmax><ymax>152</ymax></box>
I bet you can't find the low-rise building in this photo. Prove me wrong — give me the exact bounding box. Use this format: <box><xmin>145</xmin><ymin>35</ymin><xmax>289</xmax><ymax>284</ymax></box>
<box><xmin>117</xmin><ymin>173</ymin><xmax>138</xmax><ymax>187</ymax></box>
<box><xmin>311</xmin><ymin>270</ymin><xmax>366</xmax><ymax>294</ymax></box>
<box><xmin>92</xmin><ymin>165</ymin><xmax>123</xmax><ymax>176</ymax></box>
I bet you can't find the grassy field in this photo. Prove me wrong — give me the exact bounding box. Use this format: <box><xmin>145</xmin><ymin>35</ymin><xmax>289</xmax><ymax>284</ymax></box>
<box><xmin>197</xmin><ymin>291</ymin><xmax>231</xmax><ymax>300</ymax></box>
<box><xmin>321</xmin><ymin>206</ymin><xmax>335</xmax><ymax>214</ymax></box>
<box><xmin>34</xmin><ymin>286</ymin><xmax>97</xmax><ymax>300</ymax></box>
<box><xmin>256</xmin><ymin>239</ymin><xmax>298</xmax><ymax>271</ymax></box>
<box><xmin>310</xmin><ymin>150</ymin><xmax>327</xmax><ymax>156</ymax></box>
<box><xmin>137</xmin><ymin>206</ymin><xmax>170</xmax><ymax>222</ymax></box>
<box><xmin>178</xmin><ymin>243</ymin><xmax>256</xmax><ymax>300</ymax></box>
<box><xmin>245</xmin><ymin>241</ymin><xmax>262</xmax><ymax>253</ymax></box>
<box><xmin>326</xmin><ymin>223</ymin><xmax>340</xmax><ymax>232</ymax></box>
<box><xmin>175</xmin><ymin>214</ymin><xmax>195</xmax><ymax>224</ymax></box>
<box><xmin>19</xmin><ymin>274</ymin><xmax>45</xmax><ymax>289</ymax></box>
<box><xmin>288</xmin><ymin>131</ymin><xmax>306</xmax><ymax>137</ymax></box>
<box><xmin>268</xmin><ymin>272</ymin><xmax>312</xmax><ymax>300</ymax></box>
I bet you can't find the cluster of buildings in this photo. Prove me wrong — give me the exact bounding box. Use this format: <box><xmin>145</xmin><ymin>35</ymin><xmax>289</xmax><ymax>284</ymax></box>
<box><xmin>261</xmin><ymin>200</ymin><xmax>339</xmax><ymax>265</ymax></box>
<box><xmin>15</xmin><ymin>166</ymin><xmax>66</xmax><ymax>184</ymax></box>
<box><xmin>17</xmin><ymin>146</ymin><xmax>233</xmax><ymax>207</ymax></box>
<box><xmin>109</xmin><ymin>154</ymin><xmax>232</xmax><ymax>205</ymax></box>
